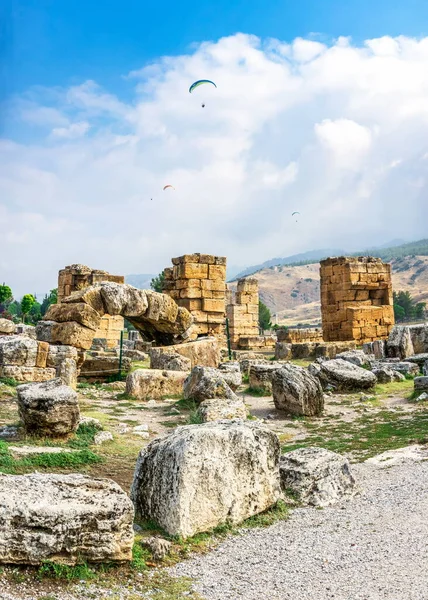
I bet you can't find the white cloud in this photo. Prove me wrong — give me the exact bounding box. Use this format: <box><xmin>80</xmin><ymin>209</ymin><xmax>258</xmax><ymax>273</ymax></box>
<box><xmin>51</xmin><ymin>122</ymin><xmax>90</xmax><ymax>139</ymax></box>
<box><xmin>1</xmin><ymin>33</ymin><xmax>427</xmax><ymax>296</ymax></box>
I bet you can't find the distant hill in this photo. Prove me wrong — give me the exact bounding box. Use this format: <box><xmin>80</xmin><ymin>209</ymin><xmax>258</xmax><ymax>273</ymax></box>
<box><xmin>232</xmin><ymin>248</ymin><xmax>346</xmax><ymax>280</ymax></box>
<box><xmin>125</xmin><ymin>274</ymin><xmax>156</xmax><ymax>290</ymax></box>
<box><xmin>232</xmin><ymin>238</ymin><xmax>428</xmax><ymax>281</ymax></box>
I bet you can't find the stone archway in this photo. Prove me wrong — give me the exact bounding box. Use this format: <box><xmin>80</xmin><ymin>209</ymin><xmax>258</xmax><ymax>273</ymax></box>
<box><xmin>36</xmin><ymin>282</ymin><xmax>193</xmax><ymax>350</ymax></box>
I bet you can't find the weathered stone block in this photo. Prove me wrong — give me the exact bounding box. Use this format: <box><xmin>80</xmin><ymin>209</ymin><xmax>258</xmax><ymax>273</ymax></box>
<box><xmin>126</xmin><ymin>369</ymin><xmax>188</xmax><ymax>400</ymax></box>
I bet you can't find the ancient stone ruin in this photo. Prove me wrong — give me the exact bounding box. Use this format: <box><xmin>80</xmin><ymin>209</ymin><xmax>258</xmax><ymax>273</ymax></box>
<box><xmin>226</xmin><ymin>277</ymin><xmax>259</xmax><ymax>349</ymax></box>
<box><xmin>163</xmin><ymin>253</ymin><xmax>227</xmax><ymax>342</ymax></box>
<box><xmin>58</xmin><ymin>264</ymin><xmax>125</xmax><ymax>348</ymax></box>
<box><xmin>320</xmin><ymin>256</ymin><xmax>395</xmax><ymax>344</ymax></box>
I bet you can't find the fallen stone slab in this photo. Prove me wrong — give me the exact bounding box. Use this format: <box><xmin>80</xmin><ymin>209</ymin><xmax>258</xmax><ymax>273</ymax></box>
<box><xmin>0</xmin><ymin>365</ymin><xmax>56</xmax><ymax>383</ymax></box>
<box><xmin>218</xmin><ymin>362</ymin><xmax>242</xmax><ymax>390</ymax></box>
<box><xmin>0</xmin><ymin>335</ymin><xmax>38</xmax><ymax>367</ymax></box>
<box><xmin>405</xmin><ymin>353</ymin><xmax>428</xmax><ymax>368</ymax></box>
<box><xmin>370</xmin><ymin>360</ymin><xmax>419</xmax><ymax>376</ymax></box>
<box><xmin>249</xmin><ymin>363</ymin><xmax>281</xmax><ymax>394</ymax></box>
<box><xmin>365</xmin><ymin>444</ymin><xmax>428</xmax><ymax>466</ymax></box>
<box><xmin>309</xmin><ymin>358</ymin><xmax>377</xmax><ymax>391</ymax></box>
<box><xmin>126</xmin><ymin>369</ymin><xmax>188</xmax><ymax>400</ymax></box>
<box><xmin>149</xmin><ymin>337</ymin><xmax>220</xmax><ymax>369</ymax></box>
<box><xmin>0</xmin><ymin>473</ymin><xmax>134</xmax><ymax>565</ymax></box>
<box><xmin>8</xmin><ymin>446</ymin><xmax>78</xmax><ymax>459</ymax></box>
<box><xmin>149</xmin><ymin>350</ymin><xmax>192</xmax><ymax>372</ymax></box>
<box><xmin>335</xmin><ymin>350</ymin><xmax>373</xmax><ymax>368</ymax></box>
<box><xmin>131</xmin><ymin>421</ymin><xmax>281</xmax><ymax>538</ymax></box>
<box><xmin>279</xmin><ymin>447</ymin><xmax>357</xmax><ymax>507</ymax></box>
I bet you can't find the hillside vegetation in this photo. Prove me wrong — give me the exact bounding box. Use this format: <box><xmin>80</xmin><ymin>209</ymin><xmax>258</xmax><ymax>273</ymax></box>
<box><xmin>253</xmin><ymin>255</ymin><xmax>428</xmax><ymax>326</ymax></box>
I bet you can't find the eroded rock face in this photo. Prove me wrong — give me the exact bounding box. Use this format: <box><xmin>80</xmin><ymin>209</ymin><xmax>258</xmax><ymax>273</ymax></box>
<box><xmin>126</xmin><ymin>369</ymin><xmax>188</xmax><ymax>400</ymax></box>
<box><xmin>309</xmin><ymin>358</ymin><xmax>377</xmax><ymax>391</ymax></box>
<box><xmin>271</xmin><ymin>363</ymin><xmax>324</xmax><ymax>416</ymax></box>
<box><xmin>279</xmin><ymin>447</ymin><xmax>357</xmax><ymax>507</ymax></box>
<box><xmin>17</xmin><ymin>378</ymin><xmax>80</xmax><ymax>437</ymax></box>
<box><xmin>183</xmin><ymin>366</ymin><xmax>237</xmax><ymax>404</ymax></box>
<box><xmin>198</xmin><ymin>397</ymin><xmax>247</xmax><ymax>422</ymax></box>
<box><xmin>131</xmin><ymin>421</ymin><xmax>281</xmax><ymax>538</ymax></box>
<box><xmin>0</xmin><ymin>473</ymin><xmax>134</xmax><ymax>565</ymax></box>
<box><xmin>149</xmin><ymin>350</ymin><xmax>192</xmax><ymax>372</ymax></box>
<box><xmin>56</xmin><ymin>358</ymin><xmax>78</xmax><ymax>389</ymax></box>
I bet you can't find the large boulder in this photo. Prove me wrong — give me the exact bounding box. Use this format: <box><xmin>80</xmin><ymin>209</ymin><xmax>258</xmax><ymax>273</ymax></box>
<box><xmin>0</xmin><ymin>473</ymin><xmax>134</xmax><ymax>565</ymax></box>
<box><xmin>149</xmin><ymin>350</ymin><xmax>192</xmax><ymax>372</ymax></box>
<box><xmin>149</xmin><ymin>337</ymin><xmax>220</xmax><ymax>369</ymax></box>
<box><xmin>126</xmin><ymin>369</ymin><xmax>188</xmax><ymax>400</ymax></box>
<box><xmin>275</xmin><ymin>342</ymin><xmax>292</xmax><ymax>361</ymax></box>
<box><xmin>271</xmin><ymin>363</ymin><xmax>324</xmax><ymax>416</ymax></box>
<box><xmin>183</xmin><ymin>366</ymin><xmax>237</xmax><ymax>404</ymax></box>
<box><xmin>218</xmin><ymin>362</ymin><xmax>242</xmax><ymax>390</ymax></box>
<box><xmin>279</xmin><ymin>447</ymin><xmax>357</xmax><ymax>507</ymax></box>
<box><xmin>335</xmin><ymin>350</ymin><xmax>373</xmax><ymax>368</ymax></box>
<box><xmin>131</xmin><ymin>421</ymin><xmax>281</xmax><ymax>538</ymax></box>
<box><xmin>46</xmin><ymin>344</ymin><xmax>79</xmax><ymax>368</ymax></box>
<box><xmin>0</xmin><ymin>335</ymin><xmax>38</xmax><ymax>366</ymax></box>
<box><xmin>198</xmin><ymin>397</ymin><xmax>247</xmax><ymax>422</ymax></box>
<box><xmin>386</xmin><ymin>326</ymin><xmax>414</xmax><ymax>359</ymax></box>
<box><xmin>309</xmin><ymin>358</ymin><xmax>376</xmax><ymax>391</ymax></box>
<box><xmin>17</xmin><ymin>378</ymin><xmax>80</xmax><ymax>437</ymax></box>
<box><xmin>239</xmin><ymin>358</ymin><xmax>270</xmax><ymax>376</ymax></box>
<box><xmin>0</xmin><ymin>319</ymin><xmax>16</xmax><ymax>335</ymax></box>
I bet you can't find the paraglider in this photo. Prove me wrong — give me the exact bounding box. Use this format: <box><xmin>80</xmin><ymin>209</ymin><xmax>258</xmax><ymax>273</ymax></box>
<box><xmin>189</xmin><ymin>80</ymin><xmax>217</xmax><ymax>107</ymax></box>
<box><xmin>188</xmin><ymin>80</ymin><xmax>217</xmax><ymax>94</ymax></box>
<box><xmin>163</xmin><ymin>185</ymin><xmax>175</xmax><ymax>191</ymax></box>
<box><xmin>292</xmin><ymin>211</ymin><xmax>300</xmax><ymax>223</ymax></box>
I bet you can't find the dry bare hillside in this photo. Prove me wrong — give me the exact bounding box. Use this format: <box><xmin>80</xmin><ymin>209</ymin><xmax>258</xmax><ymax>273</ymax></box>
<box><xmin>251</xmin><ymin>255</ymin><xmax>428</xmax><ymax>326</ymax></box>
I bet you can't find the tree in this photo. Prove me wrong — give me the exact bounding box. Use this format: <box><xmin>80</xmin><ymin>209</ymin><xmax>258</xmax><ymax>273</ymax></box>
<box><xmin>393</xmin><ymin>304</ymin><xmax>405</xmax><ymax>322</ymax></box>
<box><xmin>29</xmin><ymin>301</ymin><xmax>42</xmax><ymax>323</ymax></box>
<box><xmin>21</xmin><ymin>294</ymin><xmax>36</xmax><ymax>324</ymax></box>
<box><xmin>41</xmin><ymin>288</ymin><xmax>58</xmax><ymax>316</ymax></box>
<box><xmin>150</xmin><ymin>272</ymin><xmax>165</xmax><ymax>293</ymax></box>
<box><xmin>0</xmin><ymin>284</ymin><xmax>12</xmax><ymax>305</ymax></box>
<box><xmin>259</xmin><ymin>300</ymin><xmax>272</xmax><ymax>331</ymax></box>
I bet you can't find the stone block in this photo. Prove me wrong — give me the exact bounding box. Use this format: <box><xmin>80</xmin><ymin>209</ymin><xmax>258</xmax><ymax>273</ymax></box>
<box><xmin>208</xmin><ymin>264</ymin><xmax>227</xmax><ymax>280</ymax></box>
<box><xmin>202</xmin><ymin>298</ymin><xmax>225</xmax><ymax>313</ymax></box>
<box><xmin>177</xmin><ymin>263</ymin><xmax>208</xmax><ymax>280</ymax></box>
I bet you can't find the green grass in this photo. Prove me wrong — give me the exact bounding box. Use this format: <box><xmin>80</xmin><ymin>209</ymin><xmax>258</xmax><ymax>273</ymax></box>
<box><xmin>373</xmin><ymin>378</ymin><xmax>414</xmax><ymax>398</ymax></box>
<box><xmin>0</xmin><ymin>377</ymin><xmax>19</xmax><ymax>387</ymax></box>
<box><xmin>37</xmin><ymin>561</ymin><xmax>95</xmax><ymax>582</ymax></box>
<box><xmin>243</xmin><ymin>386</ymin><xmax>271</xmax><ymax>397</ymax></box>
<box><xmin>282</xmin><ymin>408</ymin><xmax>428</xmax><ymax>460</ymax></box>
<box><xmin>0</xmin><ymin>441</ymin><xmax>102</xmax><ymax>474</ymax></box>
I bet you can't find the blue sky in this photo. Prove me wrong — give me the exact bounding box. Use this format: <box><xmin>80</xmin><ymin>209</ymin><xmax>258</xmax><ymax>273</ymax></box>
<box><xmin>3</xmin><ymin>0</ymin><xmax>428</xmax><ymax>101</ymax></box>
<box><xmin>1</xmin><ymin>1</ymin><xmax>427</xmax><ymax>297</ymax></box>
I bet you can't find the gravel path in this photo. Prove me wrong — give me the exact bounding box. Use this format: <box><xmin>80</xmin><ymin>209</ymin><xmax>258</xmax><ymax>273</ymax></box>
<box><xmin>172</xmin><ymin>457</ymin><xmax>428</xmax><ymax>600</ymax></box>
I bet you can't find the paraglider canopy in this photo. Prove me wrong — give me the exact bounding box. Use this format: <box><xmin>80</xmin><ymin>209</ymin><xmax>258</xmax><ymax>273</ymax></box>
<box><xmin>163</xmin><ymin>185</ymin><xmax>175</xmax><ymax>191</ymax></box>
<box><xmin>292</xmin><ymin>211</ymin><xmax>300</xmax><ymax>216</ymax></box>
<box><xmin>189</xmin><ymin>80</ymin><xmax>217</xmax><ymax>94</ymax></box>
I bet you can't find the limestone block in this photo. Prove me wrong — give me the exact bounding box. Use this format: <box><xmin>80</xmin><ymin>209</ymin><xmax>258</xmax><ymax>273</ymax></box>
<box><xmin>0</xmin><ymin>319</ymin><xmax>16</xmax><ymax>335</ymax></box>
<box><xmin>202</xmin><ymin>298</ymin><xmax>225</xmax><ymax>313</ymax></box>
<box><xmin>177</xmin><ymin>263</ymin><xmax>208</xmax><ymax>279</ymax></box>
<box><xmin>179</xmin><ymin>287</ymin><xmax>202</xmax><ymax>299</ymax></box>
<box><xmin>62</xmin><ymin>285</ymin><xmax>106</xmax><ymax>315</ymax></box>
<box><xmin>126</xmin><ymin>369</ymin><xmax>188</xmax><ymax>400</ymax></box>
<box><xmin>35</xmin><ymin>342</ymin><xmax>49</xmax><ymax>368</ymax></box>
<box><xmin>198</xmin><ymin>397</ymin><xmax>247</xmax><ymax>422</ymax></box>
<box><xmin>0</xmin><ymin>366</ymin><xmax>56</xmax><ymax>383</ymax></box>
<box><xmin>0</xmin><ymin>335</ymin><xmax>38</xmax><ymax>367</ymax></box>
<box><xmin>0</xmin><ymin>473</ymin><xmax>134</xmax><ymax>565</ymax></box>
<box><xmin>176</xmin><ymin>278</ymin><xmax>201</xmax><ymax>289</ymax></box>
<box><xmin>36</xmin><ymin>321</ymin><xmax>95</xmax><ymax>350</ymax></box>
<box><xmin>208</xmin><ymin>264</ymin><xmax>226</xmax><ymax>280</ymax></box>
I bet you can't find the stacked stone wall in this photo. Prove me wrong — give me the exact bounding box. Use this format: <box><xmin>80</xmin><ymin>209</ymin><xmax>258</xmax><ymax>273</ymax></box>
<box><xmin>320</xmin><ymin>257</ymin><xmax>394</xmax><ymax>343</ymax></box>
<box><xmin>58</xmin><ymin>265</ymin><xmax>125</xmax><ymax>348</ymax></box>
<box><xmin>226</xmin><ymin>278</ymin><xmax>259</xmax><ymax>348</ymax></box>
<box><xmin>278</xmin><ymin>328</ymin><xmax>324</xmax><ymax>344</ymax></box>
<box><xmin>163</xmin><ymin>254</ymin><xmax>227</xmax><ymax>342</ymax></box>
